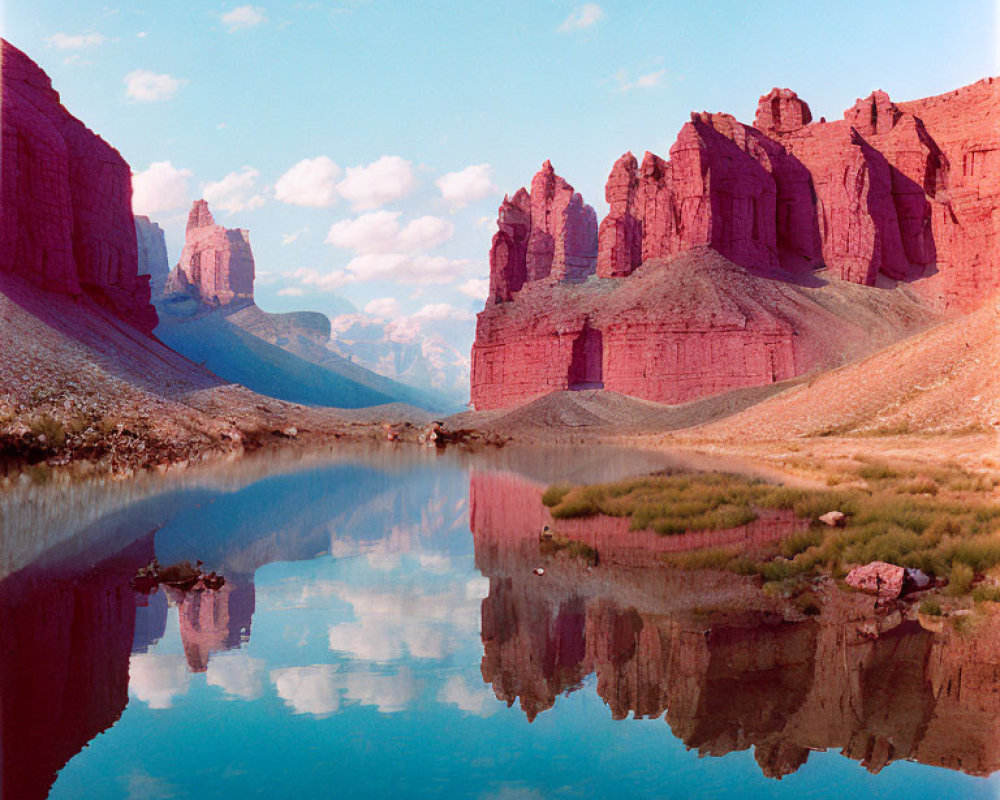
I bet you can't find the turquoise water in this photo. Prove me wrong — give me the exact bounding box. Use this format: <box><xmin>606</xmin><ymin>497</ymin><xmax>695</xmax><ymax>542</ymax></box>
<box><xmin>1</xmin><ymin>451</ymin><xmax>996</xmax><ymax>799</ymax></box>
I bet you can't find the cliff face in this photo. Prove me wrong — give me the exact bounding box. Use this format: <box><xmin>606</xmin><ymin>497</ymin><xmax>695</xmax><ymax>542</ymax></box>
<box><xmin>166</xmin><ymin>199</ymin><xmax>255</xmax><ymax>308</ymax></box>
<box><xmin>0</xmin><ymin>40</ymin><xmax>157</xmax><ymax>334</ymax></box>
<box><xmin>135</xmin><ymin>215</ymin><xmax>170</xmax><ymax>298</ymax></box>
<box><xmin>472</xmin><ymin>79</ymin><xmax>999</xmax><ymax>410</ymax></box>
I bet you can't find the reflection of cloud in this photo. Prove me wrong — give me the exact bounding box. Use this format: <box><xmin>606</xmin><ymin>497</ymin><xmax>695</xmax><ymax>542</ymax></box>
<box><xmin>129</xmin><ymin>653</ymin><xmax>190</xmax><ymax>709</ymax></box>
<box><xmin>466</xmin><ymin>575</ymin><xmax>490</xmax><ymax>601</ymax></box>
<box><xmin>438</xmin><ymin>674</ymin><xmax>497</xmax><ymax>717</ymax></box>
<box><xmin>417</xmin><ymin>553</ymin><xmax>451</xmax><ymax>574</ymax></box>
<box><xmin>271</xmin><ymin>665</ymin><xmax>341</xmax><ymax>716</ymax></box>
<box><xmin>270</xmin><ymin>665</ymin><xmax>416</xmax><ymax>715</ymax></box>
<box><xmin>328</xmin><ymin>580</ymin><xmax>480</xmax><ymax>662</ymax></box>
<box><xmin>207</xmin><ymin>651</ymin><xmax>265</xmax><ymax>700</ymax></box>
<box><xmin>342</xmin><ymin>668</ymin><xmax>416</xmax><ymax>713</ymax></box>
<box><xmin>328</xmin><ymin>620</ymin><xmax>402</xmax><ymax>661</ymax></box>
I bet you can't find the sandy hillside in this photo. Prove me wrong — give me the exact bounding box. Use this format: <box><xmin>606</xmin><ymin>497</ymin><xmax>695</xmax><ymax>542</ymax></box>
<box><xmin>689</xmin><ymin>298</ymin><xmax>1000</xmax><ymax>440</ymax></box>
<box><xmin>0</xmin><ymin>276</ymin><xmax>363</xmax><ymax>471</ymax></box>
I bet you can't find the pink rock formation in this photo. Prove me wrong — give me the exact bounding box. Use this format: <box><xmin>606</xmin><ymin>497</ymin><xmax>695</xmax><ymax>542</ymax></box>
<box><xmin>166</xmin><ymin>199</ymin><xmax>255</xmax><ymax>307</ymax></box>
<box><xmin>473</xmin><ymin>77</ymin><xmax>1000</xmax><ymax>410</ymax></box>
<box><xmin>596</xmin><ymin>153</ymin><xmax>641</xmax><ymax>277</ymax></box>
<box><xmin>487</xmin><ymin>162</ymin><xmax>597</xmax><ymax>304</ymax></box>
<box><xmin>0</xmin><ymin>40</ymin><xmax>157</xmax><ymax>334</ymax></box>
<box><xmin>754</xmin><ymin>88</ymin><xmax>813</xmax><ymax>136</ymax></box>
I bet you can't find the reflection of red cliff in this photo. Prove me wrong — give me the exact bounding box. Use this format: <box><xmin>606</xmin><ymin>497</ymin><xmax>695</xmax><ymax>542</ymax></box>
<box><xmin>0</xmin><ymin>535</ymin><xmax>154</xmax><ymax>800</ymax></box>
<box><xmin>471</xmin><ymin>472</ymin><xmax>1000</xmax><ymax>778</ymax></box>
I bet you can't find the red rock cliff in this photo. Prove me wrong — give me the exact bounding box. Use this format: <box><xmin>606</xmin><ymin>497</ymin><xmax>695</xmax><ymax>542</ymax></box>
<box><xmin>473</xmin><ymin>78</ymin><xmax>998</xmax><ymax>410</ymax></box>
<box><xmin>0</xmin><ymin>40</ymin><xmax>157</xmax><ymax>334</ymax></box>
<box><xmin>166</xmin><ymin>199</ymin><xmax>255</xmax><ymax>307</ymax></box>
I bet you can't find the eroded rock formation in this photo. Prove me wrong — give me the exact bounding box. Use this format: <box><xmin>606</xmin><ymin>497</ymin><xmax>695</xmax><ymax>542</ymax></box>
<box><xmin>488</xmin><ymin>163</ymin><xmax>597</xmax><ymax>303</ymax></box>
<box><xmin>473</xmin><ymin>78</ymin><xmax>1000</xmax><ymax>410</ymax></box>
<box><xmin>0</xmin><ymin>39</ymin><xmax>157</xmax><ymax>334</ymax></box>
<box><xmin>166</xmin><ymin>199</ymin><xmax>255</xmax><ymax>307</ymax></box>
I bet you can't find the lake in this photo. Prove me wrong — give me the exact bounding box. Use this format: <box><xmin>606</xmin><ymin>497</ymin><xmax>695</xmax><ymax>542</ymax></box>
<box><xmin>1</xmin><ymin>446</ymin><xmax>997</xmax><ymax>799</ymax></box>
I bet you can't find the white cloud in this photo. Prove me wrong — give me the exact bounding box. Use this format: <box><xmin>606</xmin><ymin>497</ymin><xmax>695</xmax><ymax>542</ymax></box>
<box><xmin>221</xmin><ymin>5</ymin><xmax>266</xmax><ymax>31</ymax></box>
<box><xmin>129</xmin><ymin>653</ymin><xmax>191</xmax><ymax>710</ymax></box>
<box><xmin>46</xmin><ymin>32</ymin><xmax>105</xmax><ymax>49</ymax></box>
<box><xmin>438</xmin><ymin>674</ymin><xmax>497</xmax><ymax>716</ymax></box>
<box><xmin>202</xmin><ymin>166</ymin><xmax>266</xmax><ymax>213</ymax></box>
<box><xmin>326</xmin><ymin>212</ymin><xmax>454</xmax><ymax>255</ymax></box>
<box><xmin>132</xmin><ymin>161</ymin><xmax>193</xmax><ymax>215</ymax></box>
<box><xmin>281</xmin><ymin>227</ymin><xmax>310</xmax><ymax>245</ymax></box>
<box><xmin>436</xmin><ymin>164</ymin><xmax>496</xmax><ymax>208</ymax></box>
<box><xmin>275</xmin><ymin>157</ymin><xmax>342</xmax><ymax>207</ymax></box>
<box><xmin>206</xmin><ymin>651</ymin><xmax>265</xmax><ymax>700</ymax></box>
<box><xmin>364</xmin><ymin>297</ymin><xmax>401</xmax><ymax>318</ymax></box>
<box><xmin>410</xmin><ymin>303</ymin><xmax>474</xmax><ymax>324</ymax></box>
<box><xmin>271</xmin><ymin>665</ymin><xmax>341</xmax><ymax>716</ymax></box>
<box><xmin>277</xmin><ymin>287</ymin><xmax>305</xmax><ymax>297</ymax></box>
<box><xmin>558</xmin><ymin>3</ymin><xmax>604</xmax><ymax>31</ymax></box>
<box><xmin>457</xmin><ymin>278</ymin><xmax>489</xmax><ymax>300</ymax></box>
<box><xmin>616</xmin><ymin>68</ymin><xmax>667</xmax><ymax>92</ymax></box>
<box><xmin>124</xmin><ymin>70</ymin><xmax>184</xmax><ymax>102</ymax></box>
<box><xmin>337</xmin><ymin>156</ymin><xmax>417</xmax><ymax>210</ymax></box>
<box><xmin>345</xmin><ymin>254</ymin><xmax>470</xmax><ymax>285</ymax></box>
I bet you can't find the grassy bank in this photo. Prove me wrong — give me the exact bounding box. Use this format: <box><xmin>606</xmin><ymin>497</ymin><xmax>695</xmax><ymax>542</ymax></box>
<box><xmin>543</xmin><ymin>461</ymin><xmax>1000</xmax><ymax>590</ymax></box>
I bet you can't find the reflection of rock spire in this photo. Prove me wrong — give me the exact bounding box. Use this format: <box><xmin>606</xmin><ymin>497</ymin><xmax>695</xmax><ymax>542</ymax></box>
<box><xmin>173</xmin><ymin>577</ymin><xmax>255</xmax><ymax>673</ymax></box>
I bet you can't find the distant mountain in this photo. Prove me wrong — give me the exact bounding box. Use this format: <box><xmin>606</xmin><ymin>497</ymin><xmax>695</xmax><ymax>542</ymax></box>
<box><xmin>329</xmin><ymin>313</ymin><xmax>470</xmax><ymax>407</ymax></box>
<box><xmin>152</xmin><ymin>200</ymin><xmax>458</xmax><ymax>413</ymax></box>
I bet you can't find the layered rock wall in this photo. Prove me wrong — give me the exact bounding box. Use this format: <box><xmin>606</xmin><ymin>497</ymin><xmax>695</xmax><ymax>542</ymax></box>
<box><xmin>166</xmin><ymin>199</ymin><xmax>255</xmax><ymax>307</ymax></box>
<box><xmin>473</xmin><ymin>78</ymin><xmax>999</xmax><ymax>410</ymax></box>
<box><xmin>0</xmin><ymin>39</ymin><xmax>157</xmax><ymax>334</ymax></box>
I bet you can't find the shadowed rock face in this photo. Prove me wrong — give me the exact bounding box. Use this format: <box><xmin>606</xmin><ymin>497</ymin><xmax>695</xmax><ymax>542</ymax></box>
<box><xmin>135</xmin><ymin>215</ymin><xmax>170</xmax><ymax>298</ymax></box>
<box><xmin>0</xmin><ymin>40</ymin><xmax>157</xmax><ymax>334</ymax></box>
<box><xmin>0</xmin><ymin>535</ymin><xmax>155</xmax><ymax>800</ymax></box>
<box><xmin>474</xmin><ymin>78</ymin><xmax>999</xmax><ymax>410</ymax></box>
<box><xmin>166</xmin><ymin>199</ymin><xmax>256</xmax><ymax>308</ymax></box>
<box><xmin>470</xmin><ymin>470</ymin><xmax>1000</xmax><ymax>780</ymax></box>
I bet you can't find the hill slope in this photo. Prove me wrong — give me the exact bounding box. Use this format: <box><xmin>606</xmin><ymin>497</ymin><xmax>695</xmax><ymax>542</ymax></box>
<box><xmin>690</xmin><ymin>299</ymin><xmax>1000</xmax><ymax>439</ymax></box>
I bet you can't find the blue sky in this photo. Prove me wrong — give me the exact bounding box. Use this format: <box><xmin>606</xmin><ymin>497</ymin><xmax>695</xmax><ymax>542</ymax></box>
<box><xmin>3</xmin><ymin>1</ymin><xmax>998</xmax><ymax>354</ymax></box>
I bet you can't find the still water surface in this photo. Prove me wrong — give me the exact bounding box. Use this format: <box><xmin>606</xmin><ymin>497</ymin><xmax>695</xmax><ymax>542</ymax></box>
<box><xmin>1</xmin><ymin>447</ymin><xmax>997</xmax><ymax>799</ymax></box>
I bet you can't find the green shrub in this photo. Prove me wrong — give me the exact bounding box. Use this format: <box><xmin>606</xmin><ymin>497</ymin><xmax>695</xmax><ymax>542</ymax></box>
<box><xmin>972</xmin><ymin>584</ymin><xmax>1000</xmax><ymax>603</ymax></box>
<box><xmin>541</xmin><ymin>485</ymin><xmax>571</xmax><ymax>507</ymax></box>
<box><xmin>945</xmin><ymin>563</ymin><xmax>975</xmax><ymax>596</ymax></box>
<box><xmin>919</xmin><ymin>598</ymin><xmax>943</xmax><ymax>616</ymax></box>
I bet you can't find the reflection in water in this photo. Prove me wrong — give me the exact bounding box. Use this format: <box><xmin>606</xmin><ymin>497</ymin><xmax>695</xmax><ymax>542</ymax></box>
<box><xmin>0</xmin><ymin>452</ymin><xmax>997</xmax><ymax>798</ymax></box>
<box><xmin>472</xmin><ymin>468</ymin><xmax>1000</xmax><ymax>778</ymax></box>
